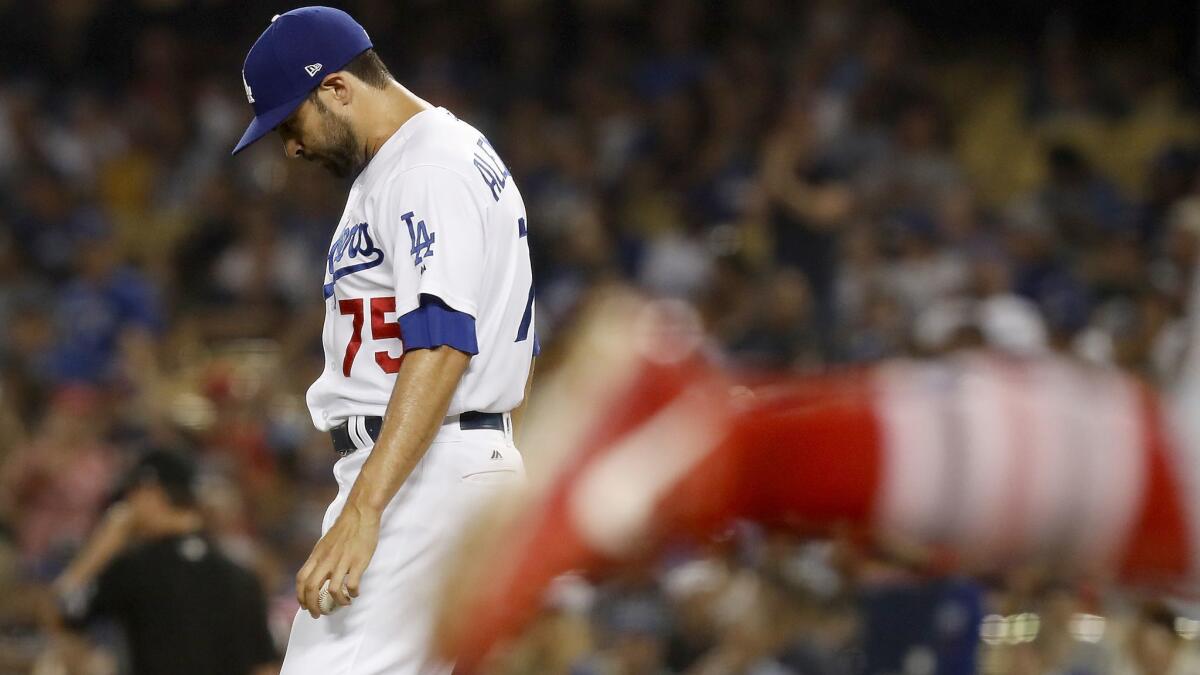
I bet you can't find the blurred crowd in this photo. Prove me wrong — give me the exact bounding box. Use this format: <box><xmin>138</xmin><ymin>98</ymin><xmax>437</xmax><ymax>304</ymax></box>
<box><xmin>3</xmin><ymin>0</ymin><xmax>1200</xmax><ymax>673</ymax></box>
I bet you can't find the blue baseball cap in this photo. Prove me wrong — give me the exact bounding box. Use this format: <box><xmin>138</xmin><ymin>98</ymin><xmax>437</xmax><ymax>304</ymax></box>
<box><xmin>232</xmin><ymin>6</ymin><xmax>373</xmax><ymax>155</ymax></box>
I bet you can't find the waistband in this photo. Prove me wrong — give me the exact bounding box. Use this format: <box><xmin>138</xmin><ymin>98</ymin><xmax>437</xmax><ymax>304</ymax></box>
<box><xmin>330</xmin><ymin>411</ymin><xmax>512</xmax><ymax>456</ymax></box>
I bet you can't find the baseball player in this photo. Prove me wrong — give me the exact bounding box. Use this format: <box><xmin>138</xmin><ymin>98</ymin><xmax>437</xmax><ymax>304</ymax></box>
<box><xmin>232</xmin><ymin>7</ymin><xmax>536</xmax><ymax>674</ymax></box>
<box><xmin>432</xmin><ymin>294</ymin><xmax>1197</xmax><ymax>671</ymax></box>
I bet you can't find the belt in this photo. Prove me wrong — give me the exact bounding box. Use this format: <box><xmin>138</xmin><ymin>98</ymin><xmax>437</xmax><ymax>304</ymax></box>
<box><xmin>330</xmin><ymin>411</ymin><xmax>505</xmax><ymax>455</ymax></box>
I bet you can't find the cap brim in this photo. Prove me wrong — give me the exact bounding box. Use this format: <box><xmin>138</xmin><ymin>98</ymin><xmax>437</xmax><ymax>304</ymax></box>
<box><xmin>231</xmin><ymin>90</ymin><xmax>311</xmax><ymax>155</ymax></box>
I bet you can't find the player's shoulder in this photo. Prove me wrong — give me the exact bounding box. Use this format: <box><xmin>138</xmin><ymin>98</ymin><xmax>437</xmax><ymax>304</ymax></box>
<box><xmin>386</xmin><ymin>108</ymin><xmax>487</xmax><ymax>184</ymax></box>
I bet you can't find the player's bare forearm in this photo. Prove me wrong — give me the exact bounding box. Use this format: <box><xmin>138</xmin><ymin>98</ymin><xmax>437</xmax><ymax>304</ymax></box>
<box><xmin>295</xmin><ymin>345</ymin><xmax>471</xmax><ymax>616</ymax></box>
<box><xmin>346</xmin><ymin>345</ymin><xmax>471</xmax><ymax>514</ymax></box>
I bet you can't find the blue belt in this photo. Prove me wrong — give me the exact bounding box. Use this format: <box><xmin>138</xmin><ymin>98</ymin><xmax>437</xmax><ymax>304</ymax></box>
<box><xmin>330</xmin><ymin>412</ymin><xmax>504</xmax><ymax>455</ymax></box>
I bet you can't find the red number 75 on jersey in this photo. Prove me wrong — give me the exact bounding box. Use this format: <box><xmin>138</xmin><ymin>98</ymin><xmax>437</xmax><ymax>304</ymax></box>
<box><xmin>338</xmin><ymin>297</ymin><xmax>404</xmax><ymax>376</ymax></box>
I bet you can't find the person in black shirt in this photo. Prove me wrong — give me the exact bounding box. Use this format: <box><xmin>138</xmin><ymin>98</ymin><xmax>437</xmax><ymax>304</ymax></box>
<box><xmin>53</xmin><ymin>450</ymin><xmax>278</xmax><ymax>675</ymax></box>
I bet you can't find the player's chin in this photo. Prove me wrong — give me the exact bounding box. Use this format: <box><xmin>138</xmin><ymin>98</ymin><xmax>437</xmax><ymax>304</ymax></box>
<box><xmin>302</xmin><ymin>153</ymin><xmax>348</xmax><ymax>178</ymax></box>
<box><xmin>319</xmin><ymin>159</ymin><xmax>349</xmax><ymax>178</ymax></box>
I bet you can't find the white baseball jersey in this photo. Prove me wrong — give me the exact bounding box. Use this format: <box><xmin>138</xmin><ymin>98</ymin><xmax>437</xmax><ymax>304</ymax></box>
<box><xmin>306</xmin><ymin>107</ymin><xmax>535</xmax><ymax>431</ymax></box>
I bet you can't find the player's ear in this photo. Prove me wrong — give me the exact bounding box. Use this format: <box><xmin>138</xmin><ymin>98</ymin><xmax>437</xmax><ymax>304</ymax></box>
<box><xmin>319</xmin><ymin>73</ymin><xmax>353</xmax><ymax>106</ymax></box>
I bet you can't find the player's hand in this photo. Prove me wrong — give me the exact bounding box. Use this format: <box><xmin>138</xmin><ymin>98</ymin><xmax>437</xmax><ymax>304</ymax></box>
<box><xmin>295</xmin><ymin>503</ymin><xmax>381</xmax><ymax>618</ymax></box>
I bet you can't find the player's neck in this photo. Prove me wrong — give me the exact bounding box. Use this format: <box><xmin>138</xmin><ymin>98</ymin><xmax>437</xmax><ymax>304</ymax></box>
<box><xmin>361</xmin><ymin>82</ymin><xmax>433</xmax><ymax>165</ymax></box>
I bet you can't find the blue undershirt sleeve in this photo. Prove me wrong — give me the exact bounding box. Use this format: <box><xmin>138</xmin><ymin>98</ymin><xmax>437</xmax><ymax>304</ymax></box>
<box><xmin>398</xmin><ymin>294</ymin><xmax>479</xmax><ymax>355</ymax></box>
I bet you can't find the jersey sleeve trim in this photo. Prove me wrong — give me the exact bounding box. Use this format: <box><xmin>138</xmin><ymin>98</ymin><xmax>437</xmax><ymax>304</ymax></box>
<box><xmin>399</xmin><ymin>294</ymin><xmax>480</xmax><ymax>355</ymax></box>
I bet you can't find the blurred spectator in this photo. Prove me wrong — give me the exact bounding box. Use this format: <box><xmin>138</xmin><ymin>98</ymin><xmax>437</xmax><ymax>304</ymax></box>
<box><xmin>52</xmin><ymin>450</ymin><xmax>277</xmax><ymax>675</ymax></box>
<box><xmin>1039</xmin><ymin>144</ymin><xmax>1130</xmax><ymax>244</ymax></box>
<box><xmin>857</xmin><ymin>577</ymin><xmax>984</xmax><ymax>675</ymax></box>
<box><xmin>576</xmin><ymin>589</ymin><xmax>673</xmax><ymax>675</ymax></box>
<box><xmin>726</xmin><ymin>269</ymin><xmax>821</xmax><ymax>369</ymax></box>
<box><xmin>1026</xmin><ymin>17</ymin><xmax>1128</xmax><ymax>124</ymax></box>
<box><xmin>761</xmin><ymin>101</ymin><xmax>854</xmax><ymax>344</ymax></box>
<box><xmin>2</xmin><ymin>386</ymin><xmax>117</xmax><ymax>579</ymax></box>
<box><xmin>49</xmin><ymin>229</ymin><xmax>162</xmax><ymax>384</ymax></box>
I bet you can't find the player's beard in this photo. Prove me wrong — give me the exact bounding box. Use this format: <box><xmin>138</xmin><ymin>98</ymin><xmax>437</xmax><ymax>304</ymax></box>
<box><xmin>308</xmin><ymin>98</ymin><xmax>363</xmax><ymax>179</ymax></box>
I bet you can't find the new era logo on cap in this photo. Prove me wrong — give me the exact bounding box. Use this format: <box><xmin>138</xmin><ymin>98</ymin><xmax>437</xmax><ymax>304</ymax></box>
<box><xmin>232</xmin><ymin>6</ymin><xmax>374</xmax><ymax>155</ymax></box>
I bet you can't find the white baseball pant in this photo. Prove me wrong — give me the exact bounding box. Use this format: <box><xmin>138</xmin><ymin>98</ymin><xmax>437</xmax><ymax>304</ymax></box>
<box><xmin>280</xmin><ymin>413</ymin><xmax>523</xmax><ymax>675</ymax></box>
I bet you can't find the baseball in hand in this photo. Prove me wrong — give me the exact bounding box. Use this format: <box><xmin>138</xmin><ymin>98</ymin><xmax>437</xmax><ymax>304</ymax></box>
<box><xmin>318</xmin><ymin>579</ymin><xmax>340</xmax><ymax>615</ymax></box>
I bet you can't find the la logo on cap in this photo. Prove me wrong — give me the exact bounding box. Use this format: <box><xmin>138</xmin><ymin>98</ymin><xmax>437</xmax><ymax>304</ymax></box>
<box><xmin>242</xmin><ymin>70</ymin><xmax>254</xmax><ymax>104</ymax></box>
